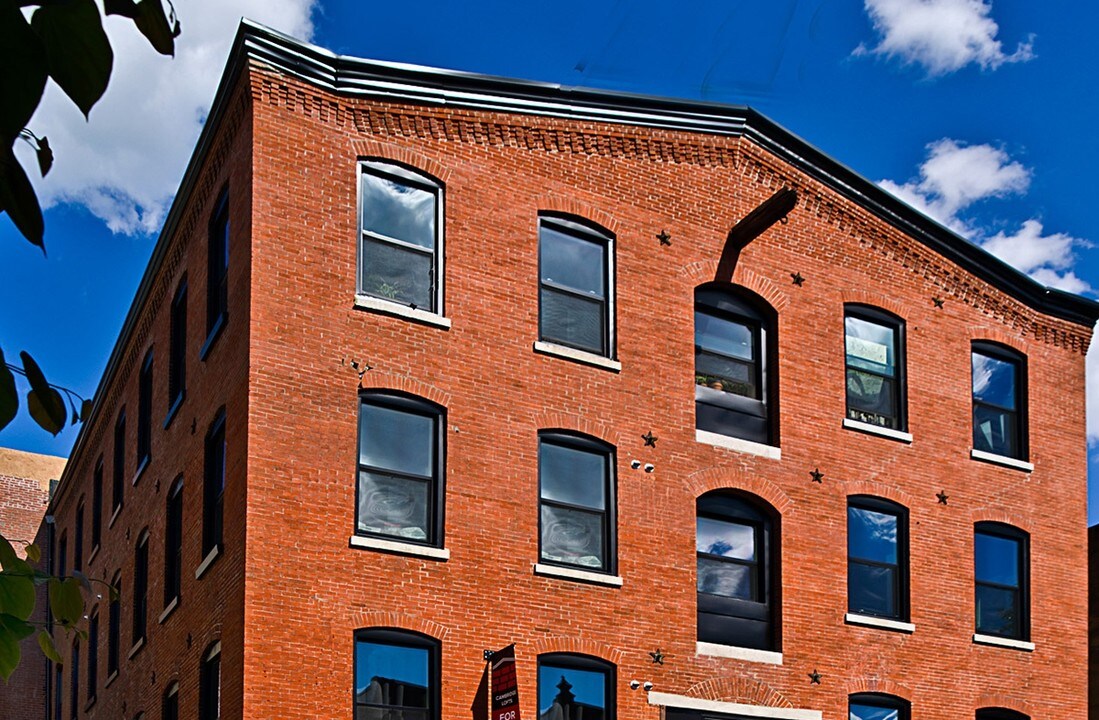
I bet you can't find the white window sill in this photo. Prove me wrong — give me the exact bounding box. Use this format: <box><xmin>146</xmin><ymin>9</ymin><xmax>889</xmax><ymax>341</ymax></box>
<box><xmin>696</xmin><ymin>641</ymin><xmax>782</xmax><ymax>665</ymax></box>
<box><xmin>88</xmin><ymin>544</ymin><xmax>99</xmax><ymax>565</ymax></box>
<box><xmin>533</xmin><ymin>341</ymin><xmax>621</xmax><ymax>372</ymax></box>
<box><xmin>648</xmin><ymin>692</ymin><xmax>821</xmax><ymax>720</ymax></box>
<box><xmin>132</xmin><ymin>456</ymin><xmax>149</xmax><ymax>486</ymax></box>
<box><xmin>128</xmin><ymin>637</ymin><xmax>145</xmax><ymax>659</ymax></box>
<box><xmin>194</xmin><ymin>545</ymin><xmax>220</xmax><ymax>579</ymax></box>
<box><xmin>104</xmin><ymin>670</ymin><xmax>118</xmax><ymax>689</ymax></box>
<box><xmin>845</xmin><ymin>612</ymin><xmax>915</xmax><ymax>633</ymax></box>
<box><xmin>354</xmin><ymin>295</ymin><xmax>451</xmax><ymax>329</ymax></box>
<box><xmin>695</xmin><ymin>429</ymin><xmax>781</xmax><ymax>460</ymax></box>
<box><xmin>533</xmin><ymin>563</ymin><xmax>623</xmax><ymax>587</ymax></box>
<box><xmin>971</xmin><ymin>449</ymin><xmax>1034</xmax><ymax>472</ymax></box>
<box><xmin>108</xmin><ymin>504</ymin><xmax>122</xmax><ymax>529</ymax></box>
<box><xmin>973</xmin><ymin>633</ymin><xmax>1035</xmax><ymax>652</ymax></box>
<box><xmin>842</xmin><ymin>418</ymin><xmax>913</xmax><ymax>444</ymax></box>
<box><xmin>158</xmin><ymin>596</ymin><xmax>179</xmax><ymax>625</ymax></box>
<box><xmin>349</xmin><ymin>535</ymin><xmax>450</xmax><ymax>560</ymax></box>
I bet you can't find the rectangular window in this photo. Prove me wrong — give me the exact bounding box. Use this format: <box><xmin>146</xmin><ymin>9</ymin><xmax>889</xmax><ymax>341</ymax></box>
<box><xmin>107</xmin><ymin>575</ymin><xmax>120</xmax><ymax>676</ymax></box>
<box><xmin>358</xmin><ymin>161</ymin><xmax>443</xmax><ymax>313</ymax></box>
<box><xmin>538</xmin><ymin>217</ymin><xmax>613</xmax><ymax>357</ymax></box>
<box><xmin>91</xmin><ymin>461</ymin><xmax>102</xmax><ymax>550</ymax></box>
<box><xmin>975</xmin><ymin>524</ymin><xmax>1028</xmax><ymax>639</ymax></box>
<box><xmin>203</xmin><ymin>412</ymin><xmax>226</xmax><ymax>558</ymax></box>
<box><xmin>354</xmin><ymin>630</ymin><xmax>438</xmax><ymax>720</ymax></box>
<box><xmin>69</xmin><ymin>640</ymin><xmax>78</xmax><ymax>720</ymax></box>
<box><xmin>112</xmin><ymin>410</ymin><xmax>125</xmax><ymax>515</ymax></box>
<box><xmin>847</xmin><ymin>497</ymin><xmax>908</xmax><ymax>621</ymax></box>
<box><xmin>206</xmin><ymin>191</ymin><xmax>229</xmax><ymax>340</ymax></box>
<box><xmin>58</xmin><ymin>534</ymin><xmax>67</xmax><ymax>580</ymax></box>
<box><xmin>845</xmin><ymin>307</ymin><xmax>905</xmax><ymax>430</ymax></box>
<box><xmin>537</xmin><ymin>654</ymin><xmax>613</xmax><ymax>720</ymax></box>
<box><xmin>356</xmin><ymin>395</ymin><xmax>444</xmax><ymax>546</ymax></box>
<box><xmin>200</xmin><ymin>644</ymin><xmax>221</xmax><ymax>720</ymax></box>
<box><xmin>54</xmin><ymin>662</ymin><xmax>63</xmax><ymax>720</ymax></box>
<box><xmin>132</xmin><ymin>534</ymin><xmax>148</xmax><ymax>646</ymax></box>
<box><xmin>538</xmin><ymin>434</ymin><xmax>614</xmax><ymax>573</ymax></box>
<box><xmin>168</xmin><ymin>280</ymin><xmax>187</xmax><ymax>412</ymax></box>
<box><xmin>164</xmin><ymin>478</ymin><xmax>183</xmax><ymax>606</ymax></box>
<box><xmin>137</xmin><ymin>350</ymin><xmax>153</xmax><ymax>471</ymax></box>
<box><xmin>87</xmin><ymin>611</ymin><xmax>98</xmax><ymax>702</ymax></box>
<box><xmin>73</xmin><ymin>503</ymin><xmax>84</xmax><ymax>572</ymax></box>
<box><xmin>972</xmin><ymin>344</ymin><xmax>1026</xmax><ymax>460</ymax></box>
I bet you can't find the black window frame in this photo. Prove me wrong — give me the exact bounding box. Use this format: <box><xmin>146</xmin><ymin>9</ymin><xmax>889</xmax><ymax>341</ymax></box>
<box><xmin>537</xmin><ymin>432</ymin><xmax>616</xmax><ymax>575</ymax></box>
<box><xmin>87</xmin><ymin>608</ymin><xmax>98</xmax><ymax>704</ymax></box>
<box><xmin>843</xmin><ymin>304</ymin><xmax>906</xmax><ymax>431</ymax></box>
<box><xmin>537</xmin><ymin>214</ymin><xmax>615</xmax><ymax>358</ymax></box>
<box><xmin>58</xmin><ymin>532</ymin><xmax>67</xmax><ymax>580</ymax></box>
<box><xmin>69</xmin><ymin>638</ymin><xmax>79</xmax><ymax>720</ymax></box>
<box><xmin>694</xmin><ymin>283</ymin><xmax>778</xmax><ymax>446</ymax></box>
<box><xmin>162</xmin><ymin>682</ymin><xmax>180</xmax><ymax>720</ymax></box>
<box><xmin>353</xmin><ymin>628</ymin><xmax>440</xmax><ymax>720</ymax></box>
<box><xmin>974</xmin><ymin>522</ymin><xmax>1029</xmax><ymax>640</ymax></box>
<box><xmin>91</xmin><ymin>459</ymin><xmax>103</xmax><ymax>552</ymax></box>
<box><xmin>199</xmin><ymin>642</ymin><xmax>221</xmax><ymax>720</ymax></box>
<box><xmin>849</xmin><ymin>693</ymin><xmax>910</xmax><ymax>720</ymax></box>
<box><xmin>54</xmin><ymin>660</ymin><xmax>63</xmax><ymax>720</ymax></box>
<box><xmin>131</xmin><ymin>530</ymin><xmax>149</xmax><ymax>648</ymax></box>
<box><xmin>357</xmin><ymin>159</ymin><xmax>445</xmax><ymax>314</ymax></box>
<box><xmin>977</xmin><ymin>709</ymin><xmax>1029</xmax><ymax>720</ymax></box>
<box><xmin>164</xmin><ymin>476</ymin><xmax>184</xmax><ymax>608</ymax></box>
<box><xmin>202</xmin><ymin>409</ymin><xmax>227</xmax><ymax>560</ymax></box>
<box><xmin>536</xmin><ymin>653</ymin><xmax>615</xmax><ymax>720</ymax></box>
<box><xmin>846</xmin><ymin>495</ymin><xmax>909</xmax><ymax>621</ymax></box>
<box><xmin>112</xmin><ymin>408</ymin><xmax>126</xmax><ymax>517</ymax></box>
<box><xmin>107</xmin><ymin>571</ymin><xmax>120</xmax><ymax>677</ymax></box>
<box><xmin>167</xmin><ymin>277</ymin><xmax>187</xmax><ymax>422</ymax></box>
<box><xmin>971</xmin><ymin>341</ymin><xmax>1028</xmax><ymax>460</ymax></box>
<box><xmin>73</xmin><ymin>500</ymin><xmax>84</xmax><ymax>572</ymax></box>
<box><xmin>355</xmin><ymin>393</ymin><xmax>446</xmax><ymax>548</ymax></box>
<box><xmin>136</xmin><ymin>348</ymin><xmax>153</xmax><ymax>474</ymax></box>
<box><xmin>204</xmin><ymin>189</ymin><xmax>229</xmax><ymax>355</ymax></box>
<box><xmin>696</xmin><ymin>491</ymin><xmax>779</xmax><ymax>652</ymax></box>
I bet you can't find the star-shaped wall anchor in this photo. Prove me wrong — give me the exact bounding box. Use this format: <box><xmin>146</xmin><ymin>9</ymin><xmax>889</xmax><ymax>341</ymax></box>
<box><xmin>808</xmin><ymin>669</ymin><xmax>822</xmax><ymax>685</ymax></box>
<box><xmin>790</xmin><ymin>271</ymin><xmax>805</xmax><ymax>286</ymax></box>
<box><xmin>809</xmin><ymin>467</ymin><xmax>824</xmax><ymax>483</ymax></box>
<box><xmin>656</xmin><ymin>229</ymin><xmax>672</xmax><ymax>246</ymax></box>
<box><xmin>649</xmin><ymin>648</ymin><xmax>665</xmax><ymax>665</ymax></box>
<box><xmin>642</xmin><ymin>431</ymin><xmax>658</xmax><ymax>448</ymax></box>
<box><xmin>932</xmin><ymin>296</ymin><xmax>945</xmax><ymax>308</ymax></box>
<box><xmin>936</xmin><ymin>490</ymin><xmax>949</xmax><ymax>505</ymax></box>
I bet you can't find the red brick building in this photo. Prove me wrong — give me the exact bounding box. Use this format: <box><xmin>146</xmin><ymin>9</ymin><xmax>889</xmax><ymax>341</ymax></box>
<box><xmin>21</xmin><ymin>20</ymin><xmax>1099</xmax><ymax>720</ymax></box>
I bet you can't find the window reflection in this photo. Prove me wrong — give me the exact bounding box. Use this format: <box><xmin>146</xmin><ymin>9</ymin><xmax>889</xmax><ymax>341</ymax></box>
<box><xmin>538</xmin><ymin>662</ymin><xmax>607</xmax><ymax>720</ymax></box>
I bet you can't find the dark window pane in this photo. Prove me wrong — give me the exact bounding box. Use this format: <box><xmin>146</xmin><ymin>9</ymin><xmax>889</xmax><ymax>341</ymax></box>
<box><xmin>976</xmin><ymin>584</ymin><xmax>1019</xmax><ymax>636</ymax></box>
<box><xmin>850</xmin><ymin>704</ymin><xmax>901</xmax><ymax>720</ymax></box>
<box><xmin>846</xmin><ymin>370</ymin><xmax>895</xmax><ymax>426</ymax></box>
<box><xmin>696</xmin><ymin>517</ymin><xmax>755</xmax><ymax>560</ymax></box>
<box><xmin>540</xmin><ymin>443</ymin><xmax>606</xmax><ymax>510</ymax></box>
<box><xmin>540</xmin><ymin>225</ymin><xmax>606</xmax><ymax>298</ymax></box>
<box><xmin>540</xmin><ymin>288</ymin><xmax>604</xmax><ymax>353</ymax></box>
<box><xmin>361</xmin><ymin>171</ymin><xmax>436</xmax><ymax>250</ymax></box>
<box><xmin>972</xmin><ymin>353</ymin><xmax>1016</xmax><ymax>409</ymax></box>
<box><xmin>538</xmin><ymin>664</ymin><xmax>606</xmax><ymax>719</ymax></box>
<box><xmin>695</xmin><ymin>311</ymin><xmax>754</xmax><ymax>361</ymax></box>
<box><xmin>848</xmin><ymin>507</ymin><xmax>898</xmax><ymax>564</ymax></box>
<box><xmin>973</xmin><ymin>405</ymin><xmax>1017</xmax><ymax>457</ymax></box>
<box><xmin>355</xmin><ymin>641</ymin><xmax>430</xmax><ymax>713</ymax></box>
<box><xmin>975</xmin><ymin>534</ymin><xmax>1020</xmax><ymax>586</ymax></box>
<box><xmin>697</xmin><ymin>558</ymin><xmax>755</xmax><ymax>599</ymax></box>
<box><xmin>845</xmin><ymin>316</ymin><xmax>895</xmax><ymax>375</ymax></box>
<box><xmin>360</xmin><ymin>237</ymin><xmax>433</xmax><ymax>309</ymax></box>
<box><xmin>696</xmin><ymin>351</ymin><xmax>757</xmax><ymax>398</ymax></box>
<box><xmin>541</xmin><ymin>505</ymin><xmax>605</xmax><ymax>569</ymax></box>
<box><xmin>849</xmin><ymin>562</ymin><xmax>897</xmax><ymax>617</ymax></box>
<box><xmin>358</xmin><ymin>404</ymin><xmax>434</xmax><ymax>477</ymax></box>
<box><xmin>358</xmin><ymin>472</ymin><xmax>430</xmax><ymax>541</ymax></box>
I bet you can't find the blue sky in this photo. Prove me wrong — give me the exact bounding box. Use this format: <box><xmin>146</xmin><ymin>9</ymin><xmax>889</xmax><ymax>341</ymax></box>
<box><xmin>4</xmin><ymin>1</ymin><xmax>1099</xmax><ymax>519</ymax></box>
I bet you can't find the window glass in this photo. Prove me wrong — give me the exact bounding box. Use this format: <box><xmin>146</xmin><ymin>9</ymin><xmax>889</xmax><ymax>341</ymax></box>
<box><xmin>540</xmin><ymin>225</ymin><xmax>605</xmax><ymax>298</ymax></box>
<box><xmin>169</xmin><ymin>281</ymin><xmax>187</xmax><ymax>406</ymax></box>
<box><xmin>975</xmin><ymin>533</ymin><xmax>1020</xmax><ymax>585</ymax></box>
<box><xmin>355</xmin><ymin>634</ymin><xmax>434</xmax><ymax>720</ymax></box>
<box><xmin>538</xmin><ymin>218</ymin><xmax>612</xmax><ymax>356</ymax></box>
<box><xmin>847</xmin><ymin>500</ymin><xmax>905</xmax><ymax>619</ymax></box>
<box><xmin>200</xmin><ymin>647</ymin><xmax>221</xmax><ymax>720</ymax></box>
<box><xmin>975</xmin><ymin>526</ymin><xmax>1025</xmax><ymax>638</ymax></box>
<box><xmin>972</xmin><ymin>353</ymin><xmax>1017</xmax><ymax>408</ymax></box>
<box><xmin>165</xmin><ymin>479</ymin><xmax>184</xmax><ymax>604</ymax></box>
<box><xmin>107</xmin><ymin>575</ymin><xmax>120</xmax><ymax>675</ymax></box>
<box><xmin>844</xmin><ymin>309</ymin><xmax>904</xmax><ymax>430</ymax></box>
<box><xmin>358</xmin><ymin>404</ymin><xmax>434</xmax><ymax>477</ymax></box>
<box><xmin>850</xmin><ymin>702</ymin><xmax>901</xmax><ymax>720</ymax></box>
<box><xmin>361</xmin><ymin>171</ymin><xmax>436</xmax><ymax>249</ymax></box>
<box><xmin>696</xmin><ymin>311</ymin><xmax>755</xmax><ymax>362</ymax></box>
<box><xmin>360</xmin><ymin>238</ymin><xmax>433</xmax><ymax>309</ymax></box>
<box><xmin>137</xmin><ymin>350</ymin><xmax>153</xmax><ymax>466</ymax></box>
<box><xmin>848</xmin><ymin>507</ymin><xmax>897</xmax><ymax>564</ymax></box>
<box><xmin>538</xmin><ymin>436</ymin><xmax>613</xmax><ymax>572</ymax></box>
<box><xmin>845</xmin><ymin>317</ymin><xmax>895</xmax><ymax>374</ymax></box>
<box><xmin>203</xmin><ymin>412</ymin><xmax>226</xmax><ymax>556</ymax></box>
<box><xmin>696</xmin><ymin>517</ymin><xmax>755</xmax><ymax>560</ymax></box>
<box><xmin>539</xmin><ymin>443</ymin><xmax>607</xmax><ymax>509</ymax></box>
<box><xmin>537</xmin><ymin>659</ymin><xmax>609</xmax><ymax>720</ymax></box>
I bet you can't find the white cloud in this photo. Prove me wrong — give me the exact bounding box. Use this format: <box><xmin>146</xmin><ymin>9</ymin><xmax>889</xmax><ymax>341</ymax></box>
<box><xmin>857</xmin><ymin>0</ymin><xmax>1034</xmax><ymax>76</ymax></box>
<box><xmin>18</xmin><ymin>1</ymin><xmax>316</xmax><ymax>236</ymax></box>
<box><xmin>980</xmin><ymin>219</ymin><xmax>1090</xmax><ymax>278</ymax></box>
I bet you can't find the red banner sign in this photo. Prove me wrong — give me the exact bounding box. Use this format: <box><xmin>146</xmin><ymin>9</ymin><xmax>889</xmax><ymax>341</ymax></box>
<box><xmin>491</xmin><ymin>644</ymin><xmax>521</xmax><ymax>720</ymax></box>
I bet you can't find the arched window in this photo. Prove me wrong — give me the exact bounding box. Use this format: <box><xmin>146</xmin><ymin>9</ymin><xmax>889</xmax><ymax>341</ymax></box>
<box><xmin>200</xmin><ymin>642</ymin><xmax>221</xmax><ymax>720</ymax></box>
<box><xmin>354</xmin><ymin>629</ymin><xmax>439</xmax><ymax>720</ymax></box>
<box><xmin>107</xmin><ymin>571</ymin><xmax>121</xmax><ymax>677</ymax></box>
<box><xmin>696</xmin><ymin>491</ymin><xmax>779</xmax><ymax>651</ymax></box>
<box><xmin>202</xmin><ymin>408</ymin><xmax>226</xmax><ymax>564</ymax></box>
<box><xmin>164</xmin><ymin>476</ymin><xmax>184</xmax><ymax>609</ymax></box>
<box><xmin>358</xmin><ymin>159</ymin><xmax>445</xmax><ymax>314</ymax></box>
<box><xmin>844</xmin><ymin>305</ymin><xmax>906</xmax><ymax>431</ymax></box>
<box><xmin>537</xmin><ymin>654</ymin><xmax>614</xmax><ymax>720</ymax></box>
<box><xmin>847</xmin><ymin>496</ymin><xmax>909</xmax><ymax>622</ymax></box>
<box><xmin>132</xmin><ymin>529</ymin><xmax>149</xmax><ymax>647</ymax></box>
<box><xmin>538</xmin><ymin>214</ymin><xmax>615</xmax><ymax>358</ymax></box>
<box><xmin>850</xmin><ymin>693</ymin><xmax>910</xmax><ymax>720</ymax></box>
<box><xmin>694</xmin><ymin>284</ymin><xmax>777</xmax><ymax>446</ymax></box>
<box><xmin>971</xmin><ymin>341</ymin><xmax>1027</xmax><ymax>461</ymax></box>
<box><xmin>162</xmin><ymin>681</ymin><xmax>180</xmax><ymax>720</ymax></box>
<box><xmin>976</xmin><ymin>709</ymin><xmax>1028</xmax><ymax>720</ymax></box>
<box><xmin>975</xmin><ymin>522</ymin><xmax>1029</xmax><ymax>640</ymax></box>
<box><xmin>356</xmin><ymin>393</ymin><xmax>446</xmax><ymax>547</ymax></box>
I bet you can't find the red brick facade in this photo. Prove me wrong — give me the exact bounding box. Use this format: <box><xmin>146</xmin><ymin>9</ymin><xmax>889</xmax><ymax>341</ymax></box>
<box><xmin>20</xmin><ymin>23</ymin><xmax>1096</xmax><ymax>720</ymax></box>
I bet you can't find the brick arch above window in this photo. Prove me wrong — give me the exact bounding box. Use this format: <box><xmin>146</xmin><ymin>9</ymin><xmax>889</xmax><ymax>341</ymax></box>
<box><xmin>350</xmin><ymin>140</ymin><xmax>452</xmax><ymax>184</ymax></box>
<box><xmin>975</xmin><ymin>692</ymin><xmax>1031</xmax><ymax>717</ymax></box>
<box><xmin>967</xmin><ymin>327</ymin><xmax>1031</xmax><ymax>357</ymax></box>
<box><xmin>681</xmin><ymin>264</ymin><xmax>790</xmax><ymax>312</ymax></box>
<box><xmin>683</xmin><ymin>677</ymin><xmax>795</xmax><ymax>709</ymax></box>
<box><xmin>969</xmin><ymin>509</ymin><xmax>1033</xmax><ymax>536</ymax></box>
<box><xmin>533</xmin><ymin>411</ymin><xmax>622</xmax><ymax>449</ymax></box>
<box><xmin>844</xmin><ymin>677</ymin><xmax>912</xmax><ymax>701</ymax></box>
<box><xmin>842</xmin><ymin>480</ymin><xmax>915</xmax><ymax>510</ymax></box>
<box><xmin>527</xmin><ymin>636</ymin><xmax>623</xmax><ymax>666</ymax></box>
<box><xmin>686</xmin><ymin>467</ymin><xmax>792</xmax><ymax>515</ymax></box>
<box><xmin>348</xmin><ymin>611</ymin><xmax>450</xmax><ymax>641</ymax></box>
<box><xmin>841</xmin><ymin>291</ymin><xmax>907</xmax><ymax>320</ymax></box>
<box><xmin>359</xmin><ymin>374</ymin><xmax>451</xmax><ymax>409</ymax></box>
<box><xmin>534</xmin><ymin>197</ymin><xmax>621</xmax><ymax>237</ymax></box>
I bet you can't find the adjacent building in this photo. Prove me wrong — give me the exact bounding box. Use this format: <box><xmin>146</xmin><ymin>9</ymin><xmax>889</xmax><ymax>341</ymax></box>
<box><xmin>15</xmin><ymin>20</ymin><xmax>1099</xmax><ymax>720</ymax></box>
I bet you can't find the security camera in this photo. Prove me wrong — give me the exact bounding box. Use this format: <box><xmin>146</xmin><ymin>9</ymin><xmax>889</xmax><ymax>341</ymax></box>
<box><xmin>630</xmin><ymin>460</ymin><xmax>641</xmax><ymax>469</ymax></box>
<box><xmin>643</xmin><ymin>682</ymin><xmax>654</xmax><ymax>692</ymax></box>
<box><xmin>630</xmin><ymin>680</ymin><xmax>640</xmax><ymax>690</ymax></box>
<box><xmin>644</xmin><ymin>464</ymin><xmax>655</xmax><ymax>473</ymax></box>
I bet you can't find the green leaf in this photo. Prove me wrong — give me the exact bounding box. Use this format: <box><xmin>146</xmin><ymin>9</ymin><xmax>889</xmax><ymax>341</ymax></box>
<box><xmin>112</xmin><ymin>0</ymin><xmax>179</xmax><ymax>57</ymax></box>
<box><xmin>21</xmin><ymin>351</ymin><xmax>65</xmax><ymax>434</ymax></box>
<box><xmin>48</xmin><ymin>577</ymin><xmax>83</xmax><ymax>626</ymax></box>
<box><xmin>70</xmin><ymin>569</ymin><xmax>91</xmax><ymax>594</ymax></box>
<box><xmin>37</xmin><ymin>630</ymin><xmax>61</xmax><ymax>663</ymax></box>
<box><xmin>31</xmin><ymin>0</ymin><xmax>113</xmax><ymax>118</ymax></box>
<box><xmin>0</xmin><ymin>147</ymin><xmax>45</xmax><ymax>250</ymax></box>
<box><xmin>103</xmin><ymin>0</ymin><xmax>140</xmax><ymax>19</ymax></box>
<box><xmin>0</xmin><ymin>613</ymin><xmax>34</xmax><ymax>681</ymax></box>
<box><xmin>0</xmin><ymin>535</ymin><xmax>18</xmax><ymax>571</ymax></box>
<box><xmin>35</xmin><ymin>136</ymin><xmax>52</xmax><ymax>177</ymax></box>
<box><xmin>22</xmin><ymin>544</ymin><xmax>40</xmax><ymax>565</ymax></box>
<box><xmin>0</xmin><ymin>0</ymin><xmax>48</xmax><ymax>142</ymax></box>
<box><xmin>79</xmin><ymin>398</ymin><xmax>92</xmax><ymax>422</ymax></box>
<box><xmin>0</xmin><ymin>573</ymin><xmax>36</xmax><ymax>622</ymax></box>
<box><xmin>0</xmin><ymin>349</ymin><xmax>16</xmax><ymax>432</ymax></box>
